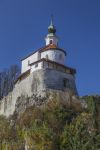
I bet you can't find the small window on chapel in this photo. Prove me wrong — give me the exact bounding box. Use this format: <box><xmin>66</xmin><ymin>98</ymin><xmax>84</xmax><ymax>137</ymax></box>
<box><xmin>63</xmin><ymin>78</ymin><xmax>70</xmax><ymax>88</ymax></box>
<box><xmin>63</xmin><ymin>79</ymin><xmax>67</xmax><ymax>88</ymax></box>
<box><xmin>50</xmin><ymin>40</ymin><xmax>53</xmax><ymax>44</ymax></box>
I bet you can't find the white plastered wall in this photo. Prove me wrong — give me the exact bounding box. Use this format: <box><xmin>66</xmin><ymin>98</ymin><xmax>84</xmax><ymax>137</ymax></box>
<box><xmin>21</xmin><ymin>52</ymin><xmax>39</xmax><ymax>73</ymax></box>
<box><xmin>41</xmin><ymin>49</ymin><xmax>65</xmax><ymax>64</ymax></box>
<box><xmin>45</xmin><ymin>36</ymin><xmax>58</xmax><ymax>45</ymax></box>
<box><xmin>30</xmin><ymin>62</ymin><xmax>43</xmax><ymax>73</ymax></box>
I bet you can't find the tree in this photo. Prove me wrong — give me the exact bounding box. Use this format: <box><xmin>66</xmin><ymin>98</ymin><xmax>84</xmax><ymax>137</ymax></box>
<box><xmin>60</xmin><ymin>112</ymin><xmax>100</xmax><ymax>150</ymax></box>
<box><xmin>0</xmin><ymin>65</ymin><xmax>20</xmax><ymax>99</ymax></box>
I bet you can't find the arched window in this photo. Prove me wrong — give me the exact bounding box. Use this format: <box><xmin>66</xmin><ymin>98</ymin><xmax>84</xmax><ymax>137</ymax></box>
<box><xmin>63</xmin><ymin>78</ymin><xmax>70</xmax><ymax>88</ymax></box>
<box><xmin>50</xmin><ymin>40</ymin><xmax>53</xmax><ymax>44</ymax></box>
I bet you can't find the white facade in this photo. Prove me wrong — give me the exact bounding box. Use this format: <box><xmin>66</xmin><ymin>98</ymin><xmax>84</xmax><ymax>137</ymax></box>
<box><xmin>21</xmin><ymin>48</ymin><xmax>66</xmax><ymax>74</ymax></box>
<box><xmin>0</xmin><ymin>19</ymin><xmax>77</xmax><ymax>118</ymax></box>
<box><xmin>45</xmin><ymin>33</ymin><xmax>58</xmax><ymax>45</ymax></box>
<box><xmin>41</xmin><ymin>49</ymin><xmax>65</xmax><ymax>64</ymax></box>
<box><xmin>30</xmin><ymin>61</ymin><xmax>43</xmax><ymax>73</ymax></box>
<box><xmin>21</xmin><ymin>51</ymin><xmax>39</xmax><ymax>73</ymax></box>
<box><xmin>21</xmin><ymin>20</ymin><xmax>66</xmax><ymax>74</ymax></box>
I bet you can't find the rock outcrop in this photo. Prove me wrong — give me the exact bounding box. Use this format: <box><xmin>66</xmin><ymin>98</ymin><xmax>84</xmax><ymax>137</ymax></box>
<box><xmin>0</xmin><ymin>69</ymin><xmax>78</xmax><ymax>117</ymax></box>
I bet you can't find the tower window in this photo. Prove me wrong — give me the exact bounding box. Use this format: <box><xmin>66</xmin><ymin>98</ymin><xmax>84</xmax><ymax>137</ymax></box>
<box><xmin>50</xmin><ymin>40</ymin><xmax>53</xmax><ymax>44</ymax></box>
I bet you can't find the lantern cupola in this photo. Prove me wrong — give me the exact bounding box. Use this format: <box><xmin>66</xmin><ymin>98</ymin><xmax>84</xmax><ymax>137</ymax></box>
<box><xmin>45</xmin><ymin>16</ymin><xmax>59</xmax><ymax>46</ymax></box>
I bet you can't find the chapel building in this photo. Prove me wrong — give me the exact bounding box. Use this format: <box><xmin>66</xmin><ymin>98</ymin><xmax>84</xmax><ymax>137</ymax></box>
<box><xmin>16</xmin><ymin>18</ymin><xmax>78</xmax><ymax>95</ymax></box>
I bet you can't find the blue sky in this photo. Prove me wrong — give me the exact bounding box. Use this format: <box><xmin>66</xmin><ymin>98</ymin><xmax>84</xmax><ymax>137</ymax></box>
<box><xmin>0</xmin><ymin>0</ymin><xmax>100</xmax><ymax>96</ymax></box>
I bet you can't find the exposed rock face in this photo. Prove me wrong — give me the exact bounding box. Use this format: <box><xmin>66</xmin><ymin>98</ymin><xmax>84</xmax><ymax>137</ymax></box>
<box><xmin>15</xmin><ymin>94</ymin><xmax>47</xmax><ymax>115</ymax></box>
<box><xmin>14</xmin><ymin>90</ymin><xmax>81</xmax><ymax>116</ymax></box>
<box><xmin>0</xmin><ymin>69</ymin><xmax>78</xmax><ymax>117</ymax></box>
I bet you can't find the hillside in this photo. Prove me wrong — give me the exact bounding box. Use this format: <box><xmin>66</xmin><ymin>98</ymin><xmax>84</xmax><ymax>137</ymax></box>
<box><xmin>0</xmin><ymin>95</ymin><xmax>100</xmax><ymax>150</ymax></box>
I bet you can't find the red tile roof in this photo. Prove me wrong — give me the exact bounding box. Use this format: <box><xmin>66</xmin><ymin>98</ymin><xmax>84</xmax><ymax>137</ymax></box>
<box><xmin>39</xmin><ymin>44</ymin><xmax>67</xmax><ymax>55</ymax></box>
<box><xmin>21</xmin><ymin>44</ymin><xmax>67</xmax><ymax>61</ymax></box>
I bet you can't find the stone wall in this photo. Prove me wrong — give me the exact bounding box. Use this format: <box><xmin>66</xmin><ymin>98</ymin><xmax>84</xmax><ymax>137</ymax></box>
<box><xmin>0</xmin><ymin>68</ymin><xmax>78</xmax><ymax>117</ymax></box>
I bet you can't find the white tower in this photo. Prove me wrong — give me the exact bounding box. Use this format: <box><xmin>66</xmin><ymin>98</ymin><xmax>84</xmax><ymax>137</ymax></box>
<box><xmin>45</xmin><ymin>17</ymin><xmax>59</xmax><ymax>46</ymax></box>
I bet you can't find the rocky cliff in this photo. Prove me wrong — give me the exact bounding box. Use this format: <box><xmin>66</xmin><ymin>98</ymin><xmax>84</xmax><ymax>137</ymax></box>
<box><xmin>0</xmin><ymin>69</ymin><xmax>78</xmax><ymax>117</ymax></box>
<box><xmin>0</xmin><ymin>95</ymin><xmax>99</xmax><ymax>150</ymax></box>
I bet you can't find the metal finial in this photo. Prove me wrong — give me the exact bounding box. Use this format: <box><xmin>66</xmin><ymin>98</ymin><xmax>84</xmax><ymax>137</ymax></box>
<box><xmin>48</xmin><ymin>15</ymin><xmax>56</xmax><ymax>34</ymax></box>
<box><xmin>50</xmin><ymin>15</ymin><xmax>54</xmax><ymax>26</ymax></box>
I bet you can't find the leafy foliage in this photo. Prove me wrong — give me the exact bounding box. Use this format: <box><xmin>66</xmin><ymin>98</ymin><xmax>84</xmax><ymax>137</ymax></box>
<box><xmin>0</xmin><ymin>96</ymin><xmax>100</xmax><ymax>150</ymax></box>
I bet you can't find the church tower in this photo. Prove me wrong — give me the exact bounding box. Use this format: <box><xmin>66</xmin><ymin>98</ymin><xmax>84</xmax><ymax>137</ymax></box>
<box><xmin>45</xmin><ymin>17</ymin><xmax>58</xmax><ymax>46</ymax></box>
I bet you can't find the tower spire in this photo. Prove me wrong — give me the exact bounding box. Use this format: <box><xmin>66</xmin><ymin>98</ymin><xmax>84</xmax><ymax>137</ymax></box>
<box><xmin>45</xmin><ymin>16</ymin><xmax>58</xmax><ymax>46</ymax></box>
<box><xmin>48</xmin><ymin>15</ymin><xmax>56</xmax><ymax>34</ymax></box>
<box><xmin>50</xmin><ymin>15</ymin><xmax>54</xmax><ymax>26</ymax></box>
